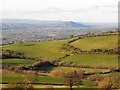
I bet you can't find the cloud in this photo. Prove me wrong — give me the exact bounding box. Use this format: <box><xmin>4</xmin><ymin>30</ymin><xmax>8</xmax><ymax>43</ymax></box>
<box><xmin>102</xmin><ymin>4</ymin><xmax>117</xmax><ymax>8</ymax></box>
<box><xmin>1</xmin><ymin>0</ymin><xmax>118</xmax><ymax>22</ymax></box>
<box><xmin>9</xmin><ymin>6</ymin><xmax>100</xmax><ymax>15</ymax></box>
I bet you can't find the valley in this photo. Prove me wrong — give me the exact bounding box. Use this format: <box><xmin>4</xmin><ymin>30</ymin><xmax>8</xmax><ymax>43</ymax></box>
<box><xmin>1</xmin><ymin>30</ymin><xmax>119</xmax><ymax>89</ymax></box>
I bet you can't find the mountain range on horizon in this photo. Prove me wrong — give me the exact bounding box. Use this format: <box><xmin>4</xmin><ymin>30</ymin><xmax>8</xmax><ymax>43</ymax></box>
<box><xmin>1</xmin><ymin>19</ymin><xmax>92</xmax><ymax>30</ymax></box>
<box><xmin>0</xmin><ymin>19</ymin><xmax>117</xmax><ymax>30</ymax></box>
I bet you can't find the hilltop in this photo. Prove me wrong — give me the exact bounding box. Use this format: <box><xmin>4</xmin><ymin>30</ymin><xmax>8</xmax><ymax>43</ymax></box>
<box><xmin>1</xmin><ymin>19</ymin><xmax>90</xmax><ymax>30</ymax></box>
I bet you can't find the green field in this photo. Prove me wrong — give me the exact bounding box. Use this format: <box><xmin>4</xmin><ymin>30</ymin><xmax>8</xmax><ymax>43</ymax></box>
<box><xmin>2</xmin><ymin>58</ymin><xmax>36</xmax><ymax>66</ymax></box>
<box><xmin>1</xmin><ymin>76</ymin><xmax>25</xmax><ymax>83</ymax></box>
<box><xmin>37</xmin><ymin>75</ymin><xmax>63</xmax><ymax>84</ymax></box>
<box><xmin>60</xmin><ymin>54</ymin><xmax>118</xmax><ymax>67</ymax></box>
<box><xmin>1</xmin><ymin>73</ymin><xmax>63</xmax><ymax>84</ymax></box>
<box><xmin>2</xmin><ymin>69</ymin><xmax>63</xmax><ymax>84</ymax></box>
<box><xmin>71</xmin><ymin>35</ymin><xmax>118</xmax><ymax>51</ymax></box>
<box><xmin>2</xmin><ymin>34</ymin><xmax>119</xmax><ymax>88</ymax></box>
<box><xmin>3</xmin><ymin>40</ymin><xmax>68</xmax><ymax>60</ymax></box>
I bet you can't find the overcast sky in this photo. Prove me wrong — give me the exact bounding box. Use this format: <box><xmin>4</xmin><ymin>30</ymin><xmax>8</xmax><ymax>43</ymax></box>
<box><xmin>0</xmin><ymin>0</ymin><xmax>119</xmax><ymax>23</ymax></box>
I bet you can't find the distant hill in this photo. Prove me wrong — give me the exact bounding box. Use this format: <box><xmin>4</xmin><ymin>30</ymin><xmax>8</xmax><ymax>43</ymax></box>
<box><xmin>1</xmin><ymin>19</ymin><xmax>91</xmax><ymax>30</ymax></box>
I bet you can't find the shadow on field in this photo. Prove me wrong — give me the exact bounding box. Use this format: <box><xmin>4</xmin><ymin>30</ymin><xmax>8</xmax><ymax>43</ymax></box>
<box><xmin>24</xmin><ymin>44</ymin><xmax>35</xmax><ymax>46</ymax></box>
<box><xmin>38</xmin><ymin>65</ymin><xmax>56</xmax><ymax>72</ymax></box>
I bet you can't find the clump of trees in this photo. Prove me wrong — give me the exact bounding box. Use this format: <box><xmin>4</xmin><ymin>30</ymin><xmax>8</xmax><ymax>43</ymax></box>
<box><xmin>98</xmin><ymin>77</ymin><xmax>113</xmax><ymax>89</ymax></box>
<box><xmin>87</xmin><ymin>74</ymin><xmax>103</xmax><ymax>82</ymax></box>
<box><xmin>50</xmin><ymin>70</ymin><xmax>84</xmax><ymax>90</ymax></box>
<box><xmin>24</xmin><ymin>71</ymin><xmax>38</xmax><ymax>83</ymax></box>
<box><xmin>63</xmin><ymin>71</ymin><xmax>83</xmax><ymax>90</ymax></box>
<box><xmin>61</xmin><ymin>43</ymin><xmax>82</xmax><ymax>54</ymax></box>
<box><xmin>61</xmin><ymin>43</ymin><xmax>118</xmax><ymax>55</ymax></box>
<box><xmin>98</xmin><ymin>72</ymin><xmax>120</xmax><ymax>89</ymax></box>
<box><xmin>68</xmin><ymin>36</ymin><xmax>82</xmax><ymax>43</ymax></box>
<box><xmin>50</xmin><ymin>69</ymin><xmax>64</xmax><ymax>77</ymax></box>
<box><xmin>57</xmin><ymin>62</ymin><xmax>118</xmax><ymax>71</ymax></box>
<box><xmin>2</xmin><ymin>49</ymin><xmax>24</xmax><ymax>59</ymax></box>
<box><xmin>2</xmin><ymin>49</ymin><xmax>44</xmax><ymax>61</ymax></box>
<box><xmin>89</xmin><ymin>48</ymin><xmax>119</xmax><ymax>54</ymax></box>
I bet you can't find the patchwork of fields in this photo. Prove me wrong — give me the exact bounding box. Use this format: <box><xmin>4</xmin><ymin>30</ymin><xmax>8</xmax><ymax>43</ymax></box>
<box><xmin>1</xmin><ymin>33</ymin><xmax>119</xmax><ymax>89</ymax></box>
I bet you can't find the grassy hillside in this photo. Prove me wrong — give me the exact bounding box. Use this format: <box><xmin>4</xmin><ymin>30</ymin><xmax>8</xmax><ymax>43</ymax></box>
<box><xmin>37</xmin><ymin>76</ymin><xmax>63</xmax><ymax>84</ymax></box>
<box><xmin>60</xmin><ymin>54</ymin><xmax>118</xmax><ymax>67</ymax></box>
<box><xmin>3</xmin><ymin>40</ymin><xmax>68</xmax><ymax>60</ymax></box>
<box><xmin>1</xmin><ymin>76</ymin><xmax>25</xmax><ymax>83</ymax></box>
<box><xmin>3</xmin><ymin>35</ymin><xmax>118</xmax><ymax>67</ymax></box>
<box><xmin>2</xmin><ymin>58</ymin><xmax>36</xmax><ymax>66</ymax></box>
<box><xmin>2</xmin><ymin>34</ymin><xmax>119</xmax><ymax>88</ymax></box>
<box><xmin>71</xmin><ymin>35</ymin><xmax>118</xmax><ymax>51</ymax></box>
<box><xmin>1</xmin><ymin>70</ymin><xmax>63</xmax><ymax>84</ymax></box>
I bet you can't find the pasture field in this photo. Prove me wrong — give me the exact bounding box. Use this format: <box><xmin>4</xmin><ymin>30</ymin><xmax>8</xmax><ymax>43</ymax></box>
<box><xmin>1</xmin><ymin>70</ymin><xmax>26</xmax><ymax>83</ymax></box>
<box><xmin>2</xmin><ymin>70</ymin><xmax>63</xmax><ymax>84</ymax></box>
<box><xmin>1</xmin><ymin>76</ymin><xmax>25</xmax><ymax>83</ymax></box>
<box><xmin>37</xmin><ymin>75</ymin><xmax>63</xmax><ymax>84</ymax></box>
<box><xmin>3</xmin><ymin>40</ymin><xmax>68</xmax><ymax>60</ymax></box>
<box><xmin>2</xmin><ymin>34</ymin><xmax>119</xmax><ymax>89</ymax></box>
<box><xmin>2</xmin><ymin>58</ymin><xmax>36</xmax><ymax>66</ymax></box>
<box><xmin>71</xmin><ymin>35</ymin><xmax>118</xmax><ymax>51</ymax></box>
<box><xmin>1</xmin><ymin>75</ymin><xmax>63</xmax><ymax>84</ymax></box>
<box><xmin>60</xmin><ymin>54</ymin><xmax>118</xmax><ymax>67</ymax></box>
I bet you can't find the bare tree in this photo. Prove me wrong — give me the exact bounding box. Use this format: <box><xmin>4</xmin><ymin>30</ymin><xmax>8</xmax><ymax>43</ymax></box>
<box><xmin>63</xmin><ymin>71</ymin><xmax>82</xmax><ymax>90</ymax></box>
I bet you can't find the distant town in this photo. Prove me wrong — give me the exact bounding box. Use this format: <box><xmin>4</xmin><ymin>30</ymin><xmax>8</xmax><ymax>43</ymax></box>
<box><xmin>1</xmin><ymin>19</ymin><xmax>117</xmax><ymax>45</ymax></box>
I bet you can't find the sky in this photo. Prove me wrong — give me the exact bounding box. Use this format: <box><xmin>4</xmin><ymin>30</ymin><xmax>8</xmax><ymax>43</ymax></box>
<box><xmin>0</xmin><ymin>0</ymin><xmax>119</xmax><ymax>23</ymax></box>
